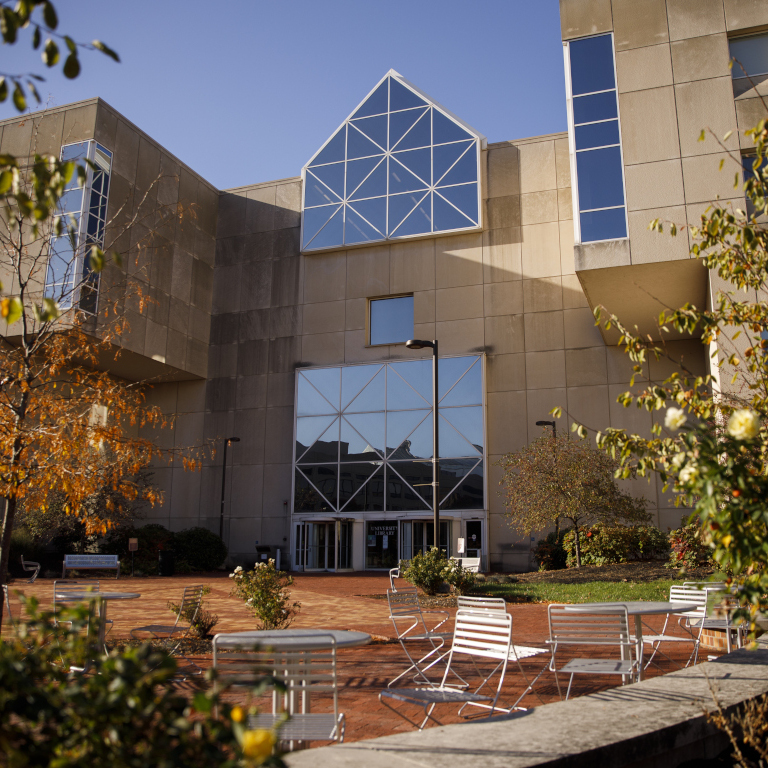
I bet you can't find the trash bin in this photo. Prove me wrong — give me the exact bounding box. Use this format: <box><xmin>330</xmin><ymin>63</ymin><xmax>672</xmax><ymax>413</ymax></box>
<box><xmin>158</xmin><ymin>550</ymin><xmax>175</xmax><ymax>577</ymax></box>
<box><xmin>255</xmin><ymin>545</ymin><xmax>274</xmax><ymax>564</ymax></box>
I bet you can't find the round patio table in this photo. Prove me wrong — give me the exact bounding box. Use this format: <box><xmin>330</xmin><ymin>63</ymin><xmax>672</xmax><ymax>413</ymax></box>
<box><xmin>563</xmin><ymin>601</ymin><xmax>699</xmax><ymax>681</ymax></box>
<box><xmin>212</xmin><ymin>628</ymin><xmax>371</xmax><ymax>651</ymax></box>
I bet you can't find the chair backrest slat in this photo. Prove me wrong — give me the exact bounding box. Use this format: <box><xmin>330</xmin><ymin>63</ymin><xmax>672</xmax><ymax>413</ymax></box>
<box><xmin>456</xmin><ymin>596</ymin><xmax>507</xmax><ymax>613</ymax></box>
<box><xmin>548</xmin><ymin>604</ymin><xmax>632</xmax><ymax>646</ymax></box>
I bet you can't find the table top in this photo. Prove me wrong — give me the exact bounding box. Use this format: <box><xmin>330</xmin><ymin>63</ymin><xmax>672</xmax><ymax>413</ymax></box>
<box><xmin>563</xmin><ymin>601</ymin><xmax>699</xmax><ymax>615</ymax></box>
<box><xmin>54</xmin><ymin>592</ymin><xmax>141</xmax><ymax>601</ymax></box>
<box><xmin>213</xmin><ymin>628</ymin><xmax>371</xmax><ymax>651</ymax></box>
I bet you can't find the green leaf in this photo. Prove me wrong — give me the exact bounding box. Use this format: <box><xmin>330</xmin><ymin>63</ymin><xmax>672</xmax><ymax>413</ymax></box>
<box><xmin>64</xmin><ymin>35</ymin><xmax>76</xmax><ymax>53</ymax></box>
<box><xmin>92</xmin><ymin>40</ymin><xmax>120</xmax><ymax>62</ymax></box>
<box><xmin>42</xmin><ymin>1</ymin><xmax>58</xmax><ymax>29</ymax></box>
<box><xmin>32</xmin><ymin>25</ymin><xmax>40</xmax><ymax>48</ymax></box>
<box><xmin>0</xmin><ymin>170</ymin><xmax>11</xmax><ymax>194</ymax></box>
<box><xmin>43</xmin><ymin>38</ymin><xmax>58</xmax><ymax>66</ymax></box>
<box><xmin>1</xmin><ymin>296</ymin><xmax>22</xmax><ymax>325</ymax></box>
<box><xmin>12</xmin><ymin>82</ymin><xmax>26</xmax><ymax>112</ymax></box>
<box><xmin>39</xmin><ymin>297</ymin><xmax>61</xmax><ymax>322</ymax></box>
<box><xmin>89</xmin><ymin>246</ymin><xmax>105</xmax><ymax>273</ymax></box>
<box><xmin>1</xmin><ymin>8</ymin><xmax>18</xmax><ymax>44</ymax></box>
<box><xmin>63</xmin><ymin>52</ymin><xmax>80</xmax><ymax>79</ymax></box>
<box><xmin>0</xmin><ymin>77</ymin><xmax>7</xmax><ymax>103</ymax></box>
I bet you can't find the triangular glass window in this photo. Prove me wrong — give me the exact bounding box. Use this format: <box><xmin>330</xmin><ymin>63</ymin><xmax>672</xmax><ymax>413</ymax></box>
<box><xmin>340</xmin><ymin>464</ymin><xmax>384</xmax><ymax>512</ymax></box>
<box><xmin>386</xmin><ymin>366</ymin><xmax>430</xmax><ymax>410</ymax></box>
<box><xmin>435</xmin><ymin>184</ymin><xmax>479</xmax><ymax>224</ymax></box>
<box><xmin>296</xmin><ymin>415</ymin><xmax>336</xmax><ymax>459</ymax></box>
<box><xmin>297</xmin><ymin>375</ymin><xmax>337</xmax><ymax>416</ymax></box>
<box><xmin>341</xmin><ymin>365</ymin><xmax>382</xmax><ymax>410</ymax></box>
<box><xmin>386</xmin><ymin>409</ymin><xmax>430</xmax><ymax>457</ymax></box>
<box><xmin>440</xmin><ymin>406</ymin><xmax>483</xmax><ymax>453</ymax></box>
<box><xmin>389</xmin><ymin>360</ymin><xmax>432</xmax><ymax>403</ymax></box>
<box><xmin>302</xmin><ymin>71</ymin><xmax>483</xmax><ymax>251</ymax></box>
<box><xmin>345</xmin><ymin>367</ymin><xmax>385</xmax><ymax>412</ymax></box>
<box><xmin>302</xmin><ymin>367</ymin><xmax>340</xmax><ymax>410</ymax></box>
<box><xmin>341</xmin><ymin>412</ymin><xmax>385</xmax><ymax>459</ymax></box>
<box><xmin>440</xmin><ymin>357</ymin><xmax>482</xmax><ymax>406</ymax></box>
<box><xmin>440</xmin><ymin>458</ymin><xmax>483</xmax><ymax>508</ymax></box>
<box><xmin>299</xmin><ymin>417</ymin><xmax>340</xmax><ymax>463</ymax></box>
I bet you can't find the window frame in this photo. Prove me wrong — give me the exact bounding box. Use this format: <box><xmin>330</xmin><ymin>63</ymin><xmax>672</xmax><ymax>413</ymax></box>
<box><xmin>563</xmin><ymin>33</ymin><xmax>629</xmax><ymax>246</ymax></box>
<box><xmin>366</xmin><ymin>293</ymin><xmax>415</xmax><ymax>347</ymax></box>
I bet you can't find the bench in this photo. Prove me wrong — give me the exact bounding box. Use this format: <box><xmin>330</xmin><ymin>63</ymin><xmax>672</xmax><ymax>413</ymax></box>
<box><xmin>62</xmin><ymin>554</ymin><xmax>120</xmax><ymax>579</ymax></box>
<box><xmin>450</xmin><ymin>556</ymin><xmax>481</xmax><ymax>573</ymax></box>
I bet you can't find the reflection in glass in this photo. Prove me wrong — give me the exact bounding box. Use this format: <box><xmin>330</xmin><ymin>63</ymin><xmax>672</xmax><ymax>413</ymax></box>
<box><xmin>575</xmin><ymin>120</ymin><xmax>620</xmax><ymax>151</ymax></box>
<box><xmin>349</xmin><ymin>161</ymin><xmax>387</xmax><ymax>200</ymax></box>
<box><xmin>341</xmin><ymin>413</ymin><xmax>385</xmax><ymax>459</ymax></box>
<box><xmin>310</xmin><ymin>163</ymin><xmax>345</xmax><ymax>198</ymax></box>
<box><xmin>389</xmin><ymin>108</ymin><xmax>427</xmax><ymax>149</ymax></box>
<box><xmin>387</xmin><ymin>366</ymin><xmax>430</xmax><ymax>410</ymax></box>
<box><xmin>388</xmin><ymin>462</ymin><xmax>432</xmax><ymax>510</ymax></box>
<box><xmin>348</xmin><ymin>197</ymin><xmax>386</xmax><ymax>234</ymax></box>
<box><xmin>302</xmin><ymin>205</ymin><xmax>340</xmax><ymax>248</ymax></box>
<box><xmin>389</xmin><ymin>413</ymin><xmax>433</xmax><ymax>460</ymax></box>
<box><xmin>299</xmin><ymin>418</ymin><xmax>339</xmax><ymax>463</ymax></box>
<box><xmin>386</xmin><ymin>409</ymin><xmax>430</xmax><ymax>457</ymax></box>
<box><xmin>394</xmin><ymin>197</ymin><xmax>431</xmax><ymax>237</ymax></box>
<box><xmin>369</xmin><ymin>295</ymin><xmax>414</xmax><ymax>345</ymax></box>
<box><xmin>387</xmin><ymin>191</ymin><xmax>424</xmax><ymax>234</ymax></box>
<box><xmin>433</xmin><ymin>193</ymin><xmax>474</xmax><ymax>232</ymax></box>
<box><xmin>295</xmin><ymin>467</ymin><xmax>337</xmax><ymax>511</ymax></box>
<box><xmin>440</xmin><ymin>459</ymin><xmax>483</xmax><ymax>510</ymax></box>
<box><xmin>344</xmin><ymin>368</ymin><xmax>385</xmax><ymax>412</ymax></box>
<box><xmin>302</xmin><ymin>368</ymin><xmax>341</xmax><ymax>409</ymax></box>
<box><xmin>441</xmin><ymin>406</ymin><xmax>483</xmax><ymax>453</ymax></box>
<box><xmin>345</xmin><ymin>207</ymin><xmax>381</xmax><ymax>244</ymax></box>
<box><xmin>433</xmin><ymin>141</ymin><xmax>474</xmax><ymax>184</ymax></box>
<box><xmin>438</xmin><ymin>356</ymin><xmax>474</xmax><ymax>398</ymax></box>
<box><xmin>305</xmin><ymin>171</ymin><xmax>342</xmax><ymax>207</ymax></box>
<box><xmin>435</xmin><ymin>184</ymin><xmax>478</xmax><ymax>224</ymax></box>
<box><xmin>61</xmin><ymin>142</ymin><xmax>88</xmax><ymax>163</ymax></box>
<box><xmin>573</xmin><ymin>91</ymin><xmax>617</xmax><ymax>125</ymax></box>
<box><xmin>389</xmin><ymin>360</ymin><xmax>432</xmax><ymax>403</ymax></box>
<box><xmin>438</xmin><ymin>149</ymin><xmax>477</xmax><ymax>187</ymax></box>
<box><xmin>580</xmin><ymin>208</ymin><xmax>627</xmax><ymax>241</ymax></box>
<box><xmin>433</xmin><ymin>110</ymin><xmax>472</xmax><ymax>145</ymax></box>
<box><xmin>389</xmin><ymin>157</ymin><xmax>429</xmax><ymax>194</ymax></box>
<box><xmin>569</xmin><ymin>34</ymin><xmax>615</xmax><ymax>95</ymax></box>
<box><xmin>341</xmin><ymin>364</ymin><xmax>382</xmax><ymax>410</ymax></box>
<box><xmin>365</xmin><ymin>517</ymin><xmax>398</xmax><ymax>567</ymax></box>
<box><xmin>296</xmin><ymin>415</ymin><xmax>336</xmax><ymax>459</ymax></box>
<box><xmin>297</xmin><ymin>375</ymin><xmax>336</xmax><ymax>416</ymax></box>
<box><xmin>576</xmin><ymin>146</ymin><xmax>625</xmax><ymax>211</ymax></box>
<box><xmin>339</xmin><ymin>463</ymin><xmax>384</xmax><ymax>511</ymax></box>
<box><xmin>440</xmin><ymin>358</ymin><xmax>481</xmax><ymax>406</ymax></box>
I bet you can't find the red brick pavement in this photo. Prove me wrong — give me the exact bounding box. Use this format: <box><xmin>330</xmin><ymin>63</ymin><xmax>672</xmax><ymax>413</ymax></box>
<box><xmin>2</xmin><ymin>571</ymin><xmax>714</xmax><ymax>745</ymax></box>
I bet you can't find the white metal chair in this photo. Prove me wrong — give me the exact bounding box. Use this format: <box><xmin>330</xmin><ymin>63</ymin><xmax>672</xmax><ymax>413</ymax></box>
<box><xmin>388</xmin><ymin>566</ymin><xmax>401</xmax><ymax>592</ymax></box>
<box><xmin>387</xmin><ymin>587</ymin><xmax>453</xmax><ymax>687</ymax></box>
<box><xmin>547</xmin><ymin>604</ymin><xmax>640</xmax><ymax>700</ymax></box>
<box><xmin>642</xmin><ymin>585</ymin><xmax>713</xmax><ymax>669</ymax></box>
<box><xmin>213</xmin><ymin>632</ymin><xmax>345</xmax><ymax>749</ymax></box>
<box><xmin>379</xmin><ymin>609</ymin><xmax>515</xmax><ymax>731</ymax></box>
<box><xmin>21</xmin><ymin>555</ymin><xmax>40</xmax><ymax>584</ymax></box>
<box><xmin>696</xmin><ymin>590</ymin><xmax>748</xmax><ymax>654</ymax></box>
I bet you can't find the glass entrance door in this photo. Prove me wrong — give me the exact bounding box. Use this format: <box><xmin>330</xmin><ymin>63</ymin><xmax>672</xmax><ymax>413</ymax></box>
<box><xmin>295</xmin><ymin>521</ymin><xmax>351</xmax><ymax>571</ymax></box>
<box><xmin>401</xmin><ymin>520</ymin><xmax>451</xmax><ymax>560</ymax></box>
<box><xmin>465</xmin><ymin>520</ymin><xmax>482</xmax><ymax>558</ymax></box>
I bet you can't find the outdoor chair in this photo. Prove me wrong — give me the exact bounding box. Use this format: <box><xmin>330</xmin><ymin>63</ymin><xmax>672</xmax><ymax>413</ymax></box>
<box><xmin>213</xmin><ymin>632</ymin><xmax>345</xmax><ymax>749</ymax></box>
<box><xmin>379</xmin><ymin>609</ymin><xmax>516</xmax><ymax>731</ymax></box>
<box><xmin>695</xmin><ymin>590</ymin><xmax>748</xmax><ymax>654</ymax></box>
<box><xmin>130</xmin><ymin>584</ymin><xmax>204</xmax><ymax>677</ymax></box>
<box><xmin>387</xmin><ymin>587</ymin><xmax>455</xmax><ymax>687</ymax></box>
<box><xmin>21</xmin><ymin>555</ymin><xmax>40</xmax><ymax>584</ymax></box>
<box><xmin>388</xmin><ymin>566</ymin><xmax>401</xmax><ymax>592</ymax></box>
<box><xmin>547</xmin><ymin>604</ymin><xmax>640</xmax><ymax>700</ymax></box>
<box><xmin>642</xmin><ymin>585</ymin><xmax>714</xmax><ymax>669</ymax></box>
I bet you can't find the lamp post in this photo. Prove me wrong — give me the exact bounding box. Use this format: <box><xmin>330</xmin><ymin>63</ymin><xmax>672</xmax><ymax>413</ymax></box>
<box><xmin>219</xmin><ymin>436</ymin><xmax>240</xmax><ymax>539</ymax></box>
<box><xmin>405</xmin><ymin>339</ymin><xmax>440</xmax><ymax>552</ymax></box>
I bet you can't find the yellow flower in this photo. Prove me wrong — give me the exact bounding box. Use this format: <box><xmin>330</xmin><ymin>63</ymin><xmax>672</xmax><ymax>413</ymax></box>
<box><xmin>242</xmin><ymin>729</ymin><xmax>275</xmax><ymax>762</ymax></box>
<box><xmin>727</xmin><ymin>409</ymin><xmax>760</xmax><ymax>441</ymax></box>
<box><xmin>230</xmin><ymin>705</ymin><xmax>245</xmax><ymax>723</ymax></box>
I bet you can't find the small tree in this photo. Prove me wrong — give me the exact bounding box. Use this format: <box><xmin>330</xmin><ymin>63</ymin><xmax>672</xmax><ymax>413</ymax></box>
<box><xmin>498</xmin><ymin>432</ymin><xmax>650</xmax><ymax>567</ymax></box>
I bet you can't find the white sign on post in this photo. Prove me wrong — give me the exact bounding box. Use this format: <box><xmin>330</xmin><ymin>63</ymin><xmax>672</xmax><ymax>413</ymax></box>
<box><xmin>457</xmin><ymin>537</ymin><xmax>465</xmax><ymax>554</ymax></box>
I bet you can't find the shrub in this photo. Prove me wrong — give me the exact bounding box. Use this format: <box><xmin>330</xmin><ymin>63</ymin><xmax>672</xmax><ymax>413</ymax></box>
<box><xmin>533</xmin><ymin>529</ymin><xmax>570</xmax><ymax>571</ymax></box>
<box><xmin>0</xmin><ymin>597</ymin><xmax>285</xmax><ymax>767</ymax></box>
<box><xmin>667</xmin><ymin>525</ymin><xmax>714</xmax><ymax>570</ymax></box>
<box><xmin>444</xmin><ymin>560</ymin><xmax>477</xmax><ymax>595</ymax></box>
<box><xmin>103</xmin><ymin>523</ymin><xmax>175</xmax><ymax>575</ymax></box>
<box><xmin>167</xmin><ymin>585</ymin><xmax>220</xmax><ymax>638</ymax></box>
<box><xmin>230</xmin><ymin>560</ymin><xmax>301</xmax><ymax>630</ymax></box>
<box><xmin>400</xmin><ymin>547</ymin><xmax>451</xmax><ymax>596</ymax></box>
<box><xmin>173</xmin><ymin>527</ymin><xmax>228</xmax><ymax>572</ymax></box>
<box><xmin>563</xmin><ymin>523</ymin><xmax>669</xmax><ymax>568</ymax></box>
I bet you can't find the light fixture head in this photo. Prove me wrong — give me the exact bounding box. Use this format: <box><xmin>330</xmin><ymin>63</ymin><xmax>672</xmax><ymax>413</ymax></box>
<box><xmin>406</xmin><ymin>339</ymin><xmax>434</xmax><ymax>350</ymax></box>
<box><xmin>227</xmin><ymin>436</ymin><xmax>241</xmax><ymax>443</ymax></box>
<box><xmin>535</xmin><ymin>420</ymin><xmax>555</xmax><ymax>428</ymax></box>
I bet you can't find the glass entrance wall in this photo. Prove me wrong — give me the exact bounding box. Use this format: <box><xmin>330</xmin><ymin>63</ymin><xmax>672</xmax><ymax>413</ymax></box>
<box><xmin>293</xmin><ymin>356</ymin><xmax>485</xmax><ymax>515</ymax></box>
<box><xmin>366</xmin><ymin>520</ymin><xmax>398</xmax><ymax>569</ymax></box>
<box><xmin>294</xmin><ymin>521</ymin><xmax>352</xmax><ymax>570</ymax></box>
<box><xmin>401</xmin><ymin>520</ymin><xmax>451</xmax><ymax>559</ymax></box>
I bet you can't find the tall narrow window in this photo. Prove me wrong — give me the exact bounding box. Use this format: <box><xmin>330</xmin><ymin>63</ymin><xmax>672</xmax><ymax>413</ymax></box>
<box><xmin>565</xmin><ymin>34</ymin><xmax>627</xmax><ymax>243</ymax></box>
<box><xmin>46</xmin><ymin>140</ymin><xmax>112</xmax><ymax>314</ymax></box>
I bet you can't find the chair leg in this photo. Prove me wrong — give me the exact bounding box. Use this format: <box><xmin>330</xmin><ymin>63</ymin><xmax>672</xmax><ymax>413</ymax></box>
<box><xmin>565</xmin><ymin>674</ymin><xmax>574</xmax><ymax>701</ymax></box>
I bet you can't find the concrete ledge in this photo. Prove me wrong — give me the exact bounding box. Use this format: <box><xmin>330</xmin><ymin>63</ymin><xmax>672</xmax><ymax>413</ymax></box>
<box><xmin>285</xmin><ymin>640</ymin><xmax>768</xmax><ymax>768</ymax></box>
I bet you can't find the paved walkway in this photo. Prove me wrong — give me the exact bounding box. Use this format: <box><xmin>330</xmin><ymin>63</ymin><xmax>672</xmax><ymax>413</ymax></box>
<box><xmin>2</xmin><ymin>571</ymin><xmax>710</xmax><ymax>745</ymax></box>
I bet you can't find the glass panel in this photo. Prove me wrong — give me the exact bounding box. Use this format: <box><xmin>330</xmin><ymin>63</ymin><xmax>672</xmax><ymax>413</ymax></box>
<box><xmin>365</xmin><ymin>519</ymin><xmax>398</xmax><ymax>566</ymax></box>
<box><xmin>295</xmin><ymin>467</ymin><xmax>336</xmax><ymax>512</ymax></box>
<box><xmin>576</xmin><ymin>146</ymin><xmax>625</xmax><ymax>211</ymax></box>
<box><xmin>440</xmin><ymin>459</ymin><xmax>483</xmax><ymax>510</ymax></box>
<box><xmin>389</xmin><ymin>78</ymin><xmax>427</xmax><ymax>111</ymax></box>
<box><xmin>349</xmin><ymin>160</ymin><xmax>387</xmax><ymax>200</ymax></box>
<box><xmin>580</xmin><ymin>207</ymin><xmax>627</xmax><ymax>241</ymax></box>
<box><xmin>441</xmin><ymin>359</ymin><xmax>482</xmax><ymax>406</ymax></box>
<box><xmin>386</xmin><ymin>409</ymin><xmax>430</xmax><ymax>458</ymax></box>
<box><xmin>392</xmin><ymin>148</ymin><xmax>431</xmax><ymax>186</ymax></box>
<box><xmin>438</xmin><ymin>356</ymin><xmax>476</xmax><ymax>400</ymax></box>
<box><xmin>437</xmin><ymin>147</ymin><xmax>477</xmax><ymax>187</ymax></box>
<box><xmin>61</xmin><ymin>141</ymin><xmax>88</xmax><ymax>163</ymax></box>
<box><xmin>309</xmin><ymin>163</ymin><xmax>345</xmax><ymax>198</ymax></box>
<box><xmin>569</xmin><ymin>34</ymin><xmax>616</xmax><ymax>96</ymax></box>
<box><xmin>345</xmin><ymin>206</ymin><xmax>382</xmax><ymax>244</ymax></box>
<box><xmin>730</xmin><ymin>34</ymin><xmax>768</xmax><ymax>79</ymax></box>
<box><xmin>341</xmin><ymin>364</ymin><xmax>383</xmax><ymax>410</ymax></box>
<box><xmin>346</xmin><ymin>156</ymin><xmax>383</xmax><ymax>198</ymax></box>
<box><xmin>91</xmin><ymin>172</ymin><xmax>104</xmax><ymax>195</ymax></box>
<box><xmin>297</xmin><ymin>373</ymin><xmax>337</xmax><ymax>415</ymax></box>
<box><xmin>391</xmin><ymin>412</ymin><xmax>433</xmax><ymax>460</ymax></box>
<box><xmin>299</xmin><ymin>418</ymin><xmax>339</xmax><ymax>463</ymax></box>
<box><xmin>390</xmin><ymin>360</ymin><xmax>432</xmax><ymax>403</ymax></box>
<box><xmin>433</xmin><ymin>141</ymin><xmax>473</xmax><ymax>184</ymax></box>
<box><xmin>353</xmin><ymin>80</ymin><xmax>389</xmax><ymax>118</ymax></box>
<box><xmin>58</xmin><ymin>187</ymin><xmax>84</xmax><ymax>215</ymax></box>
<box><xmin>347</xmin><ymin>123</ymin><xmax>384</xmax><ymax>160</ymax></box>
<box><xmin>370</xmin><ymin>295</ymin><xmax>414</xmax><ymax>345</ymax></box>
<box><xmin>389</xmin><ymin>156</ymin><xmax>429</xmax><ymax>194</ymax></box>
<box><xmin>306</xmin><ymin>205</ymin><xmax>344</xmax><ymax>250</ymax></box>
<box><xmin>392</xmin><ymin>196</ymin><xmax>431</xmax><ymax>237</ymax></box>
<box><xmin>387</xmin><ymin>463</ymin><xmax>431</xmax><ymax>510</ymax></box>
<box><xmin>433</xmin><ymin>109</ymin><xmax>473</xmax><ymax>144</ymax></box>
<box><xmin>389</xmin><ymin>107</ymin><xmax>427</xmax><ymax>149</ymax></box>
<box><xmin>573</xmin><ymin>91</ymin><xmax>618</xmax><ymax>125</ymax></box>
<box><xmin>302</xmin><ymin>204</ymin><xmax>340</xmax><ymax>248</ymax></box>
<box><xmin>348</xmin><ymin>197</ymin><xmax>386</xmax><ymax>235</ymax></box>
<box><xmin>94</xmin><ymin>145</ymin><xmax>112</xmax><ymax>171</ymax></box>
<box><xmin>350</xmin><ymin>114</ymin><xmax>387</xmax><ymax>150</ymax></box>
<box><xmin>435</xmin><ymin>183</ymin><xmax>478</xmax><ymax>223</ymax></box>
<box><xmin>344</xmin><ymin>367</ymin><xmax>385</xmax><ymax>412</ymax></box>
<box><xmin>441</xmin><ymin>406</ymin><xmax>484</xmax><ymax>453</ymax></box>
<box><xmin>341</xmin><ymin>413</ymin><xmax>385</xmax><ymax>459</ymax></box>
<box><xmin>296</xmin><ymin>414</ymin><xmax>336</xmax><ymax>458</ymax></box>
<box><xmin>393</xmin><ymin>109</ymin><xmax>431</xmax><ymax>151</ymax></box>
<box><xmin>305</xmin><ymin>170</ymin><xmax>342</xmax><ymax>207</ymax></box>
<box><xmin>438</xmin><ymin>413</ymin><xmax>481</xmax><ymax>457</ymax></box>
<box><xmin>387</xmin><ymin>366</ymin><xmax>430</xmax><ymax>410</ymax></box>
<box><xmin>310</xmin><ymin>127</ymin><xmax>346</xmax><ymax>167</ymax></box>
<box><xmin>302</xmin><ymin>367</ymin><xmax>341</xmax><ymax>409</ymax></box>
<box><xmin>387</xmin><ymin>191</ymin><xmax>423</xmax><ymax>234</ymax></box>
<box><xmin>574</xmin><ymin>120</ymin><xmax>620</xmax><ymax>150</ymax></box>
<box><xmin>433</xmin><ymin>191</ymin><xmax>476</xmax><ymax>231</ymax></box>
<box><xmin>340</xmin><ymin>464</ymin><xmax>384</xmax><ymax>511</ymax></box>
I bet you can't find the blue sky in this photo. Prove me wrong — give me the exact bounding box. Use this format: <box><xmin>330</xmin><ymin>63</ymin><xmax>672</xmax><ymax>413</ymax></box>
<box><xmin>1</xmin><ymin>1</ymin><xmax>567</xmax><ymax>190</ymax></box>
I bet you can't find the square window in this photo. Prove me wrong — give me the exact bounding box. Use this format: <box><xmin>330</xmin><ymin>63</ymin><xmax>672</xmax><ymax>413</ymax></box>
<box><xmin>730</xmin><ymin>33</ymin><xmax>768</xmax><ymax>97</ymax></box>
<box><xmin>369</xmin><ymin>295</ymin><xmax>414</xmax><ymax>346</ymax></box>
